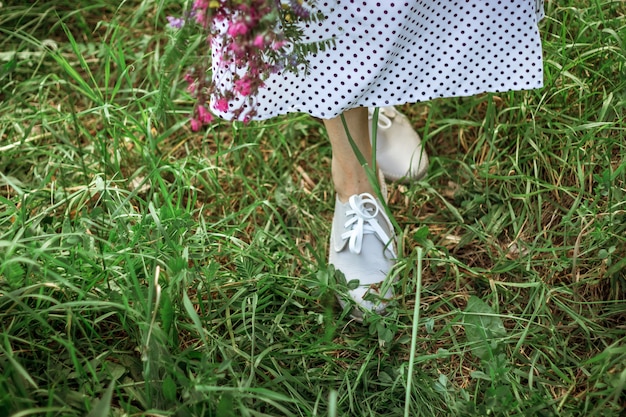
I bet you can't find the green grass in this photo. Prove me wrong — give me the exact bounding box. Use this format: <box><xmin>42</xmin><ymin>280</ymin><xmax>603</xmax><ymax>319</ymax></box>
<box><xmin>1</xmin><ymin>0</ymin><xmax>625</xmax><ymax>416</ymax></box>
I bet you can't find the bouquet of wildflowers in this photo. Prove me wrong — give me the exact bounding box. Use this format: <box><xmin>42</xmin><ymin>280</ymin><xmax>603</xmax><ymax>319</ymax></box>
<box><xmin>168</xmin><ymin>0</ymin><xmax>328</xmax><ymax>129</ymax></box>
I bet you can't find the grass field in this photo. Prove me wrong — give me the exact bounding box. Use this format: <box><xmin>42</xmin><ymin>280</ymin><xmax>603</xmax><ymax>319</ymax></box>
<box><xmin>1</xmin><ymin>1</ymin><xmax>625</xmax><ymax>416</ymax></box>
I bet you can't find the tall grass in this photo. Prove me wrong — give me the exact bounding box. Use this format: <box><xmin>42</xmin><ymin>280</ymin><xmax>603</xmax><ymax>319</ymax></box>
<box><xmin>1</xmin><ymin>0</ymin><xmax>625</xmax><ymax>416</ymax></box>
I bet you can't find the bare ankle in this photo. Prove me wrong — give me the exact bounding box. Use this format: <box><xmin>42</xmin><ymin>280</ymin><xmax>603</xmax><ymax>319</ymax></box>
<box><xmin>333</xmin><ymin>164</ymin><xmax>376</xmax><ymax>202</ymax></box>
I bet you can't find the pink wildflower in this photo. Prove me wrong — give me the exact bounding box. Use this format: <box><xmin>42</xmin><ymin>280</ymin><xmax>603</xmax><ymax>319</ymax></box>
<box><xmin>234</xmin><ymin>77</ymin><xmax>255</xmax><ymax>96</ymax></box>
<box><xmin>228</xmin><ymin>21</ymin><xmax>249</xmax><ymax>37</ymax></box>
<box><xmin>184</xmin><ymin>72</ymin><xmax>195</xmax><ymax>83</ymax></box>
<box><xmin>253</xmin><ymin>34</ymin><xmax>265</xmax><ymax>48</ymax></box>
<box><xmin>197</xmin><ymin>105</ymin><xmax>214</xmax><ymax>123</ymax></box>
<box><xmin>214</xmin><ymin>97</ymin><xmax>229</xmax><ymax>112</ymax></box>
<box><xmin>190</xmin><ymin>118</ymin><xmax>202</xmax><ymax>132</ymax></box>
<box><xmin>272</xmin><ymin>40</ymin><xmax>286</xmax><ymax>50</ymax></box>
<box><xmin>226</xmin><ymin>42</ymin><xmax>243</xmax><ymax>56</ymax></box>
<box><xmin>194</xmin><ymin>9</ymin><xmax>206</xmax><ymax>26</ymax></box>
<box><xmin>173</xmin><ymin>0</ymin><xmax>318</xmax><ymax>124</ymax></box>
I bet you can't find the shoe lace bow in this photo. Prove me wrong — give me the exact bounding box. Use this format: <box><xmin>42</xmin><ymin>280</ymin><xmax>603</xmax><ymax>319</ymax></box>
<box><xmin>367</xmin><ymin>106</ymin><xmax>396</xmax><ymax>129</ymax></box>
<box><xmin>341</xmin><ymin>193</ymin><xmax>395</xmax><ymax>256</ymax></box>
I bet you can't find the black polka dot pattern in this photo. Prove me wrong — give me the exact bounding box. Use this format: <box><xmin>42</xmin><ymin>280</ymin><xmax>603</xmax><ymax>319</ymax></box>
<box><xmin>211</xmin><ymin>0</ymin><xmax>545</xmax><ymax>120</ymax></box>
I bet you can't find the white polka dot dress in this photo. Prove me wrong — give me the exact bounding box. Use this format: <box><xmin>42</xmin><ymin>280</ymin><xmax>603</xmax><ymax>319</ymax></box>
<box><xmin>211</xmin><ymin>0</ymin><xmax>545</xmax><ymax>121</ymax></box>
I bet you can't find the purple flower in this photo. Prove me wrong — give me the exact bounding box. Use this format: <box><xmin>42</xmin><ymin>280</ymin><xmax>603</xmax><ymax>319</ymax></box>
<box><xmin>289</xmin><ymin>0</ymin><xmax>311</xmax><ymax>19</ymax></box>
<box><xmin>166</xmin><ymin>16</ymin><xmax>185</xmax><ymax>29</ymax></box>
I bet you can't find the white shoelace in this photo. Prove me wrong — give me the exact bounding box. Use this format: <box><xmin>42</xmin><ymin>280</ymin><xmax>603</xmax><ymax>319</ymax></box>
<box><xmin>367</xmin><ymin>106</ymin><xmax>396</xmax><ymax>130</ymax></box>
<box><xmin>341</xmin><ymin>193</ymin><xmax>395</xmax><ymax>256</ymax></box>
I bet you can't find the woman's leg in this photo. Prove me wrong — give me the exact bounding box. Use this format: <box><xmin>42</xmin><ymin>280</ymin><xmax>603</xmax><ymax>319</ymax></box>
<box><xmin>323</xmin><ymin>107</ymin><xmax>396</xmax><ymax>320</ymax></box>
<box><xmin>323</xmin><ymin>107</ymin><xmax>376</xmax><ymax>202</ymax></box>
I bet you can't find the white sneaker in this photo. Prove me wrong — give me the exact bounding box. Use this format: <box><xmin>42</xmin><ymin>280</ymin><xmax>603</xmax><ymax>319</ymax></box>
<box><xmin>328</xmin><ymin>192</ymin><xmax>397</xmax><ymax>319</ymax></box>
<box><xmin>368</xmin><ymin>106</ymin><xmax>429</xmax><ymax>183</ymax></box>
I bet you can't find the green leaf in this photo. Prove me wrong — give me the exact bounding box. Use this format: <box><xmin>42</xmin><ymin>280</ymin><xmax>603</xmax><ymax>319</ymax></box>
<box><xmin>377</xmin><ymin>322</ymin><xmax>394</xmax><ymax>346</ymax></box>
<box><xmin>162</xmin><ymin>375</ymin><xmax>177</xmax><ymax>403</ymax></box>
<box><xmin>463</xmin><ymin>296</ymin><xmax>507</xmax><ymax>361</ymax></box>
<box><xmin>86</xmin><ymin>381</ymin><xmax>115</xmax><ymax>417</ymax></box>
<box><xmin>217</xmin><ymin>393</ymin><xmax>236</xmax><ymax>417</ymax></box>
<box><xmin>470</xmin><ymin>370</ymin><xmax>491</xmax><ymax>381</ymax></box>
<box><xmin>182</xmin><ymin>291</ymin><xmax>208</xmax><ymax>347</ymax></box>
<box><xmin>1</xmin><ymin>56</ymin><xmax>17</xmax><ymax>79</ymax></box>
<box><xmin>346</xmin><ymin>279</ymin><xmax>360</xmax><ymax>290</ymax></box>
<box><xmin>160</xmin><ymin>290</ymin><xmax>174</xmax><ymax>337</ymax></box>
<box><xmin>425</xmin><ymin>317</ymin><xmax>435</xmax><ymax>334</ymax></box>
<box><xmin>413</xmin><ymin>225</ymin><xmax>430</xmax><ymax>241</ymax></box>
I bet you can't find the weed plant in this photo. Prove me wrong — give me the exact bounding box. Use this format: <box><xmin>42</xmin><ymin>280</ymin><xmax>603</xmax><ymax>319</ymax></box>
<box><xmin>0</xmin><ymin>1</ymin><xmax>625</xmax><ymax>416</ymax></box>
